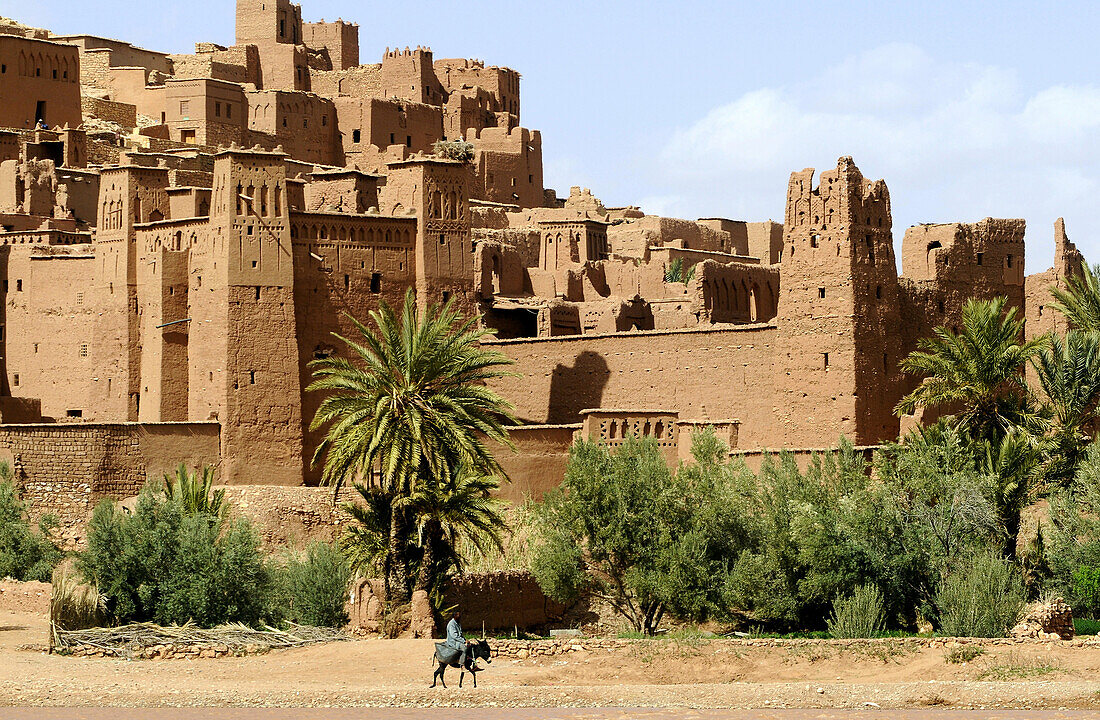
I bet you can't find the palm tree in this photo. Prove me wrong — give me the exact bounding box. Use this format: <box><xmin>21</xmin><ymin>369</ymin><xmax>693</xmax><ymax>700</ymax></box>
<box><xmin>895</xmin><ymin>297</ymin><xmax>1050</xmax><ymax>442</ymax></box>
<box><xmin>1034</xmin><ymin>331</ymin><xmax>1100</xmax><ymax>489</ymax></box>
<box><xmin>308</xmin><ymin>289</ymin><xmax>517</xmax><ymax>601</ymax></box>
<box><xmin>979</xmin><ymin>429</ymin><xmax>1045</xmax><ymax>562</ymax></box>
<box><xmin>1049</xmin><ymin>263</ymin><xmax>1100</xmax><ymax>332</ymax></box>
<box><xmin>398</xmin><ymin>467</ymin><xmax>507</xmax><ymax>597</ymax></box>
<box><xmin>162</xmin><ymin>463</ymin><xmax>225</xmax><ymax>521</ymax></box>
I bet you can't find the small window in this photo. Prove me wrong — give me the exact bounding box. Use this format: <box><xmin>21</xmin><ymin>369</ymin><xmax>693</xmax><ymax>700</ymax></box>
<box><xmin>810</xmin><ymin>234</ymin><xmax>820</xmax><ymax>248</ymax></box>
<box><xmin>883</xmin><ymin>353</ymin><xmax>889</xmax><ymax>372</ymax></box>
<box><xmin>1039</xmin><ymin>305</ymin><xmax>1045</xmax><ymax>317</ymax></box>
<box><xmin>818</xmin><ymin>287</ymin><xmax>825</xmax><ymax>299</ymax></box>
<box><xmin>247</xmin><ymin>225</ymin><xmax>254</xmax><ymax>235</ymax></box>
<box><xmin>344</xmin><ymin>274</ymin><xmax>350</xmax><ymax>291</ymax></box>
<box><xmin>226</xmin><ymin>104</ymin><xmax>232</xmax><ymax>119</ymax></box>
<box><xmin>304</xmin><ymin>118</ymin><xmax>309</xmax><ymax>128</ymax></box>
<box><xmin>249</xmin><ymin>370</ymin><xmax>256</xmax><ymax>385</ymax></box>
<box><xmin>76</xmin><ymin>291</ymin><xmax>84</xmax><ymax>305</ymax></box>
<box><xmin>1</xmin><ymin>65</ymin><xmax>5</xmax><ymax>74</ymax></box>
<box><xmin>322</xmin><ymin>115</ymin><xmax>328</xmax><ymax>126</ymax></box>
<box><xmin>251</xmin><ymin>260</ymin><xmax>258</xmax><ymax>268</ymax></box>
<box><xmin>16</xmin><ymin>279</ymin><xmax>22</xmax><ymax>292</ymax></box>
<box><xmin>282</xmin><ymin>117</ymin><xmax>288</xmax><ymax>128</ymax></box>
<box><xmin>254</xmin><ymin>286</ymin><xmax>261</xmax><ymax>300</ymax></box>
<box><xmin>215</xmin><ymin>102</ymin><xmax>222</xmax><ymax>117</ymax></box>
<box><xmin>823</xmin><ymin>352</ymin><xmax>830</xmax><ymax>369</ymax></box>
<box><xmin>180</xmin><ymin>100</ymin><xmax>190</xmax><ymax>116</ymax></box>
<box><xmin>390</xmin><ymin>133</ymin><xmax>395</xmax><ymax>145</ymax></box>
<box><xmin>442</xmin><ymin>291</ymin><xmax>451</xmax><ymax>303</ymax></box>
<box><xmin>938</xmin><ymin>300</ymin><xmax>945</xmax><ymax>313</ymax></box>
<box><xmin>439</xmin><ymin>234</ymin><xmax>446</xmax><ymax>245</ymax></box>
<box><xmin>1007</xmin><ymin>254</ymin><xmax>1014</xmax><ymax>268</ymax></box>
<box><xmin>875</xmin><ymin>285</ymin><xmax>882</xmax><ymax>299</ymax></box>
<box><xmin>976</xmin><ymin>252</ymin><xmax>984</xmax><ymax>266</ymax></box>
<box><xmin>370</xmin><ymin>273</ymin><xmax>381</xmax><ymax>293</ymax></box>
<box><xmin>406</xmin><ymin>135</ymin><xmax>412</xmax><ymax>148</ymax></box>
<box><xmin>12</xmin><ymin>374</ymin><xmax>18</xmax><ymax>387</ymax></box>
<box><xmin>52</xmin><ymin>69</ymin><xmax>57</xmax><ymax>79</ymax></box>
<box><xmin>66</xmin><ymin>409</ymin><xmax>82</xmax><ymax>418</ymax></box>
<box><xmin>33</xmin><ymin>343</ymin><xmax>38</xmax><ymax>353</ymax></box>
<box><xmin>352</xmin><ymin>129</ymin><xmax>361</xmax><ymax>143</ymax></box>
<box><xmin>79</xmin><ymin>343</ymin><xmax>89</xmax><ymax>358</ymax></box>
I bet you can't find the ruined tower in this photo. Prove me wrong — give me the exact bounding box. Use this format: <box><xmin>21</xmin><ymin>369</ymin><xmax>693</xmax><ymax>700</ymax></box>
<box><xmin>236</xmin><ymin>0</ymin><xmax>302</xmax><ymax>46</ymax></box>
<box><xmin>190</xmin><ymin>147</ymin><xmax>303</xmax><ymax>484</ymax></box>
<box><xmin>774</xmin><ymin>157</ymin><xmax>903</xmax><ymax>446</ymax></box>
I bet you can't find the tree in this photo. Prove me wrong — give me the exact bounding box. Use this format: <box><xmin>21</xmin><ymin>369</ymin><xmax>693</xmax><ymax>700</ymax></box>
<box><xmin>896</xmin><ymin>297</ymin><xmax>1049</xmax><ymax>442</ymax></box>
<box><xmin>530</xmin><ymin>434</ymin><xmax>741</xmax><ymax>635</ymax></box>
<box><xmin>399</xmin><ymin>468</ymin><xmax>507</xmax><ymax>597</ymax></box>
<box><xmin>664</xmin><ymin>257</ymin><xmax>696</xmax><ymax>284</ymax></box>
<box><xmin>308</xmin><ymin>289</ymin><xmax>517</xmax><ymax>601</ymax></box>
<box><xmin>1049</xmin><ymin>263</ymin><xmax>1100</xmax><ymax>333</ymax></box>
<box><xmin>977</xmin><ymin>429</ymin><xmax>1045</xmax><ymax>562</ymax></box>
<box><xmin>1034</xmin><ymin>331</ymin><xmax>1100</xmax><ymax>488</ymax></box>
<box><xmin>162</xmin><ymin>463</ymin><xmax>226</xmax><ymax>521</ymax></box>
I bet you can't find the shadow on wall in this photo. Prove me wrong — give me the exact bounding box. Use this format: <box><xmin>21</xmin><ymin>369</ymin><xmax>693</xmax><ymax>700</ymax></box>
<box><xmin>547</xmin><ymin>350</ymin><xmax>609</xmax><ymax>424</ymax></box>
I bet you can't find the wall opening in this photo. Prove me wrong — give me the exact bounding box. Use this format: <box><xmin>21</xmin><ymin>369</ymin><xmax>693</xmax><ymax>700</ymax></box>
<box><xmin>35</xmin><ymin>101</ymin><xmax>46</xmax><ymax>124</ymax></box>
<box><xmin>370</xmin><ymin>273</ymin><xmax>381</xmax><ymax>293</ymax></box>
<box><xmin>823</xmin><ymin>352</ymin><xmax>829</xmax><ymax>369</ymax></box>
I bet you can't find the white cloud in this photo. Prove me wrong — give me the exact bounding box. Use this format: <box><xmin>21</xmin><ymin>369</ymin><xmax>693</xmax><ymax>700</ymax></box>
<box><xmin>650</xmin><ymin>43</ymin><xmax>1100</xmax><ymax>271</ymax></box>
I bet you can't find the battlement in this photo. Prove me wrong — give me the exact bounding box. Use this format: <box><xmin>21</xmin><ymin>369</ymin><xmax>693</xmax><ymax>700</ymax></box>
<box><xmin>385</xmin><ymin>46</ymin><xmax>433</xmax><ymax>59</ymax></box>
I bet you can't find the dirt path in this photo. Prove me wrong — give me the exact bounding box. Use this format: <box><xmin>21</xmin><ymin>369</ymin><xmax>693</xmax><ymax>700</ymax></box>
<box><xmin>3</xmin><ymin>711</ymin><xmax>1100</xmax><ymax>719</ymax></box>
<box><xmin>5</xmin><ymin>609</ymin><xmax>1100</xmax><ymax>710</ymax></box>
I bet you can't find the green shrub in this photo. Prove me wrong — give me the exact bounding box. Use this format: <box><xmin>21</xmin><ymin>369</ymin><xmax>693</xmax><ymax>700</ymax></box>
<box><xmin>77</xmin><ymin>486</ymin><xmax>271</xmax><ymax>627</ymax></box>
<box><xmin>828</xmin><ymin>584</ymin><xmax>886</xmax><ymax>638</ymax></box>
<box><xmin>0</xmin><ymin>477</ymin><xmax>61</xmax><ymax>582</ymax></box>
<box><xmin>936</xmin><ymin>551</ymin><xmax>1025</xmax><ymax>637</ymax></box>
<box><xmin>1071</xmin><ymin>566</ymin><xmax>1100</xmax><ymax>618</ymax></box>
<box><xmin>273</xmin><ymin>542</ymin><xmax>351</xmax><ymax>628</ymax></box>
<box><xmin>1074</xmin><ymin>617</ymin><xmax>1100</xmax><ymax>636</ymax></box>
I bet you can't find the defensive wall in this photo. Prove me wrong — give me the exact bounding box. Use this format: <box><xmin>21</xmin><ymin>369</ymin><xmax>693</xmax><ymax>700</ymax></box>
<box><xmin>483</xmin><ymin>324</ymin><xmax>779</xmax><ymax>448</ymax></box>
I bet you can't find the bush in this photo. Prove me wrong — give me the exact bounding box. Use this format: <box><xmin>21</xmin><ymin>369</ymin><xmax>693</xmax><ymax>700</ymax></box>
<box><xmin>0</xmin><ymin>477</ymin><xmax>62</xmax><ymax>582</ymax></box>
<box><xmin>77</xmin><ymin>487</ymin><xmax>271</xmax><ymax>627</ymax></box>
<box><xmin>936</xmin><ymin>551</ymin><xmax>1025</xmax><ymax>637</ymax></box>
<box><xmin>272</xmin><ymin>542</ymin><xmax>351</xmax><ymax>628</ymax></box>
<box><xmin>828</xmin><ymin>584</ymin><xmax>886</xmax><ymax>638</ymax></box>
<box><xmin>432</xmin><ymin>139</ymin><xmax>474</xmax><ymax>163</ymax></box>
<box><xmin>1071</xmin><ymin>566</ymin><xmax>1100</xmax><ymax>618</ymax></box>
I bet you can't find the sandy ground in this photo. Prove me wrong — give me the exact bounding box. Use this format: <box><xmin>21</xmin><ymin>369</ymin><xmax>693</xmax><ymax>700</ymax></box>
<box><xmin>5</xmin><ymin>596</ymin><xmax>1100</xmax><ymax>710</ymax></box>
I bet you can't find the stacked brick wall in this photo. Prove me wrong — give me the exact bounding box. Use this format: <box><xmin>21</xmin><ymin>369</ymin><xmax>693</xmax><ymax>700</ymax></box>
<box><xmin>82</xmin><ymin>97</ymin><xmax>138</xmax><ymax>128</ymax></box>
<box><xmin>79</xmin><ymin>50</ymin><xmax>112</xmax><ymax>90</ymax></box>
<box><xmin>220</xmin><ymin>485</ymin><xmax>355</xmax><ymax>549</ymax></box>
<box><xmin>0</xmin><ymin>422</ymin><xmax>220</xmax><ymax>547</ymax></box>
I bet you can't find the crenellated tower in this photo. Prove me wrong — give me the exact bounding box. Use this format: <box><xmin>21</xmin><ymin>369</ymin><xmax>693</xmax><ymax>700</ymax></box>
<box><xmin>189</xmin><ymin>147</ymin><xmax>303</xmax><ymax>484</ymax></box>
<box><xmin>774</xmin><ymin>157</ymin><xmax>903</xmax><ymax>446</ymax></box>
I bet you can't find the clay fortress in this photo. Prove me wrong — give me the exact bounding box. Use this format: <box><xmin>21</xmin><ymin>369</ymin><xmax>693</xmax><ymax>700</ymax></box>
<box><xmin>0</xmin><ymin>1</ymin><xmax>1085</xmax><ymax>544</ymax></box>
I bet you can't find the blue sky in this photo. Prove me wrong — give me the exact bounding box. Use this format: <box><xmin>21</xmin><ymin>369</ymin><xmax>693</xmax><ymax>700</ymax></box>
<box><xmin>10</xmin><ymin>0</ymin><xmax>1100</xmax><ymax>270</ymax></box>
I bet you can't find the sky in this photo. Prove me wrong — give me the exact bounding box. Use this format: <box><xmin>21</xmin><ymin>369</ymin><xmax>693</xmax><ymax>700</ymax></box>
<box><xmin>9</xmin><ymin>0</ymin><xmax>1100</xmax><ymax>271</ymax></box>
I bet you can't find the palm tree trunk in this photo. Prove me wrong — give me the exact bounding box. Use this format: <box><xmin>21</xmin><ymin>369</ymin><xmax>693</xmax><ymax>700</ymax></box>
<box><xmin>389</xmin><ymin>505</ymin><xmax>410</xmax><ymax>602</ymax></box>
<box><xmin>1004</xmin><ymin>509</ymin><xmax>1021</xmax><ymax>564</ymax></box>
<box><xmin>415</xmin><ymin>524</ymin><xmax>435</xmax><ymax>592</ymax></box>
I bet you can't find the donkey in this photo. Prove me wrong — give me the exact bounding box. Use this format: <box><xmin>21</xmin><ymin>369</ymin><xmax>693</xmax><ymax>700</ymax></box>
<box><xmin>431</xmin><ymin>638</ymin><xmax>493</xmax><ymax>688</ymax></box>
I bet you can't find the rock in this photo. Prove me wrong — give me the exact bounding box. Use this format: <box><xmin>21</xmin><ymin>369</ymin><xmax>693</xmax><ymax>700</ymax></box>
<box><xmin>1011</xmin><ymin>597</ymin><xmax>1074</xmax><ymax>640</ymax></box>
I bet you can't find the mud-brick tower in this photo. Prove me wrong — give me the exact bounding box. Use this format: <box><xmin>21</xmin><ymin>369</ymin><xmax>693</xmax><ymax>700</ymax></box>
<box><xmin>91</xmin><ymin>164</ymin><xmax>170</xmax><ymax>421</ymax></box>
<box><xmin>774</xmin><ymin>157</ymin><xmax>903</xmax><ymax>446</ymax></box>
<box><xmin>190</xmin><ymin>147</ymin><xmax>303</xmax><ymax>485</ymax></box>
<box><xmin>385</xmin><ymin>157</ymin><xmax>476</xmax><ymax>315</ymax></box>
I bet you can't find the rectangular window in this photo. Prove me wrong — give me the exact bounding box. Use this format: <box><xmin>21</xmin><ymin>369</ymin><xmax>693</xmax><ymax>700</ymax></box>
<box><xmin>67</xmin><ymin>409</ymin><xmax>83</xmax><ymax>418</ymax></box>
<box><xmin>823</xmin><ymin>352</ymin><xmax>830</xmax><ymax>369</ymax></box>
<box><xmin>352</xmin><ymin>129</ymin><xmax>361</xmax><ymax>143</ymax></box>
<box><xmin>16</xmin><ymin>279</ymin><xmax>21</xmax><ymax>292</ymax></box>
<box><xmin>304</xmin><ymin>118</ymin><xmax>309</xmax><ymax>128</ymax></box>
<box><xmin>977</xmin><ymin>252</ymin><xmax>984</xmax><ymax>266</ymax></box>
<box><xmin>390</xmin><ymin>133</ymin><xmax>395</xmax><ymax>145</ymax></box>
<box><xmin>179</xmin><ymin>100</ymin><xmax>190</xmax><ymax>116</ymax></box>
<box><xmin>249</xmin><ymin>370</ymin><xmax>256</xmax><ymax>385</ymax></box>
<box><xmin>226</xmin><ymin>104</ymin><xmax>232</xmax><ymax>119</ymax></box>
<box><xmin>181</xmin><ymin>129</ymin><xmax>196</xmax><ymax>144</ymax></box>
<box><xmin>215</xmin><ymin>102</ymin><xmax>221</xmax><ymax>118</ymax></box>
<box><xmin>344</xmin><ymin>274</ymin><xmax>350</xmax><ymax>291</ymax></box>
<box><xmin>1007</xmin><ymin>254</ymin><xmax>1014</xmax><ymax>268</ymax></box>
<box><xmin>370</xmin><ymin>273</ymin><xmax>381</xmax><ymax>293</ymax></box>
<box><xmin>254</xmin><ymin>286</ymin><xmax>261</xmax><ymax>300</ymax></box>
<box><xmin>251</xmin><ymin>260</ymin><xmax>258</xmax><ymax>268</ymax></box>
<box><xmin>818</xmin><ymin>287</ymin><xmax>825</xmax><ymax>299</ymax></box>
<box><xmin>76</xmin><ymin>291</ymin><xmax>84</xmax><ymax>305</ymax></box>
<box><xmin>12</xmin><ymin>374</ymin><xmax>18</xmax><ymax>387</ymax></box>
<box><xmin>406</xmin><ymin>136</ymin><xmax>412</xmax><ymax>148</ymax></box>
<box><xmin>875</xmin><ymin>285</ymin><xmax>882</xmax><ymax>299</ymax></box>
<box><xmin>79</xmin><ymin>343</ymin><xmax>89</xmax><ymax>358</ymax></box>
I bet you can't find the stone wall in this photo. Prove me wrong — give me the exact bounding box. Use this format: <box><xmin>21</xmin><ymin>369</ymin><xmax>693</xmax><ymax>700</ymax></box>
<box><xmin>81</xmin><ymin>96</ymin><xmax>137</xmax><ymax>129</ymax></box>
<box><xmin>1</xmin><ymin>422</ymin><xmax>219</xmax><ymax>546</ymax></box>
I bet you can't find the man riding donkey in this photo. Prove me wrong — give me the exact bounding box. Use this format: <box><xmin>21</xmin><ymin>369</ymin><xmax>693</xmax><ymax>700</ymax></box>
<box><xmin>431</xmin><ymin>609</ymin><xmax>492</xmax><ymax>688</ymax></box>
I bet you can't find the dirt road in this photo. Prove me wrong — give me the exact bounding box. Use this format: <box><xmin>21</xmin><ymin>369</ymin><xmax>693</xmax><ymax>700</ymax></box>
<box><xmin>3</xmin><ymin>711</ymin><xmax>1100</xmax><ymax>719</ymax></box>
<box><xmin>5</xmin><ymin>605</ymin><xmax>1100</xmax><ymax>711</ymax></box>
